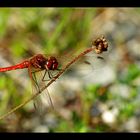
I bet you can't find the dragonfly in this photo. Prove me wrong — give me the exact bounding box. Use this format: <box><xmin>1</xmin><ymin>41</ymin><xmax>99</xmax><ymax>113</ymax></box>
<box><xmin>0</xmin><ymin>54</ymin><xmax>60</xmax><ymax>114</ymax></box>
<box><xmin>0</xmin><ymin>35</ymin><xmax>108</xmax><ymax>115</ymax></box>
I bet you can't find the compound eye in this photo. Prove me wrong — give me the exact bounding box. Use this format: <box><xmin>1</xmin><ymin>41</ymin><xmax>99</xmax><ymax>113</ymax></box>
<box><xmin>52</xmin><ymin>63</ymin><xmax>58</xmax><ymax>70</ymax></box>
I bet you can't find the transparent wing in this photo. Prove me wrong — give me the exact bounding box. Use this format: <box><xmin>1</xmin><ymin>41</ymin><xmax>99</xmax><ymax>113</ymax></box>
<box><xmin>28</xmin><ymin>66</ymin><xmax>54</xmax><ymax>115</ymax></box>
<box><xmin>57</xmin><ymin>51</ymin><xmax>107</xmax><ymax>78</ymax></box>
<box><xmin>74</xmin><ymin>51</ymin><xmax>106</xmax><ymax>76</ymax></box>
<box><xmin>37</xmin><ymin>70</ymin><xmax>54</xmax><ymax>109</ymax></box>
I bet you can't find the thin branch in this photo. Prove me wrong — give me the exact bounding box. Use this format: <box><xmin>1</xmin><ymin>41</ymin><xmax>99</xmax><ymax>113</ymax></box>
<box><xmin>0</xmin><ymin>35</ymin><xmax>108</xmax><ymax>120</ymax></box>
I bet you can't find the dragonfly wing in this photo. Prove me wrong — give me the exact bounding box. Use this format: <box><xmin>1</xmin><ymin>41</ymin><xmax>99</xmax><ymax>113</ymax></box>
<box><xmin>33</xmin><ymin>93</ymin><xmax>44</xmax><ymax>115</ymax></box>
<box><xmin>77</xmin><ymin>51</ymin><xmax>106</xmax><ymax>69</ymax></box>
<box><xmin>29</xmin><ymin>67</ymin><xmax>54</xmax><ymax>115</ymax></box>
<box><xmin>39</xmin><ymin>70</ymin><xmax>54</xmax><ymax>109</ymax></box>
<box><xmin>39</xmin><ymin>86</ymin><xmax>54</xmax><ymax>110</ymax></box>
<box><xmin>62</xmin><ymin>51</ymin><xmax>106</xmax><ymax>78</ymax></box>
<box><xmin>28</xmin><ymin>66</ymin><xmax>44</xmax><ymax>115</ymax></box>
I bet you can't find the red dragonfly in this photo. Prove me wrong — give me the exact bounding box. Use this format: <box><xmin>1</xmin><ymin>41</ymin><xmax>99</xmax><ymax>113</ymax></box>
<box><xmin>0</xmin><ymin>53</ymin><xmax>104</xmax><ymax>113</ymax></box>
<box><xmin>0</xmin><ymin>54</ymin><xmax>59</xmax><ymax>114</ymax></box>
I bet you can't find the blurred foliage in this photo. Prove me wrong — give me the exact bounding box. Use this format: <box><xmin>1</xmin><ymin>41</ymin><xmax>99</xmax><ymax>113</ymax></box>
<box><xmin>0</xmin><ymin>8</ymin><xmax>140</xmax><ymax>132</ymax></box>
<box><xmin>119</xmin><ymin>64</ymin><xmax>140</xmax><ymax>84</ymax></box>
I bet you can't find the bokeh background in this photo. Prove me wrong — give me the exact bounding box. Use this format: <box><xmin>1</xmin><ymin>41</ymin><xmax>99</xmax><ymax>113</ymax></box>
<box><xmin>0</xmin><ymin>8</ymin><xmax>140</xmax><ymax>132</ymax></box>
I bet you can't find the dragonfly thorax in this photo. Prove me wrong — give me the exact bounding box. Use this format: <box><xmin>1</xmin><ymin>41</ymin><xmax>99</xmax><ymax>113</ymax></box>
<box><xmin>29</xmin><ymin>54</ymin><xmax>50</xmax><ymax>70</ymax></box>
<box><xmin>30</xmin><ymin>54</ymin><xmax>58</xmax><ymax>70</ymax></box>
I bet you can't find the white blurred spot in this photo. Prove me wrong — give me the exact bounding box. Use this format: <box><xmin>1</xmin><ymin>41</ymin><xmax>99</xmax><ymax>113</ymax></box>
<box><xmin>102</xmin><ymin>110</ymin><xmax>116</xmax><ymax>124</ymax></box>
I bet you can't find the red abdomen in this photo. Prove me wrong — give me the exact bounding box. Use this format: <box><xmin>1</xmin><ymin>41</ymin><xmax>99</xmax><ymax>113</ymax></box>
<box><xmin>0</xmin><ymin>60</ymin><xmax>29</xmax><ymax>72</ymax></box>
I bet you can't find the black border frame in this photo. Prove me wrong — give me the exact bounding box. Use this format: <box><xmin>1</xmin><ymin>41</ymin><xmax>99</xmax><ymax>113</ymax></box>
<box><xmin>0</xmin><ymin>0</ymin><xmax>140</xmax><ymax>7</ymax></box>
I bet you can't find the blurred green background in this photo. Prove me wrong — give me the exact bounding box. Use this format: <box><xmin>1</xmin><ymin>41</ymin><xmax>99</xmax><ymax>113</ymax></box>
<box><xmin>0</xmin><ymin>8</ymin><xmax>140</xmax><ymax>132</ymax></box>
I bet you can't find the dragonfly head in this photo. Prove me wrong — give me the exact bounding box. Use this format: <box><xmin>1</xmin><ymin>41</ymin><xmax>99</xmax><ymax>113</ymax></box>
<box><xmin>45</xmin><ymin>56</ymin><xmax>58</xmax><ymax>70</ymax></box>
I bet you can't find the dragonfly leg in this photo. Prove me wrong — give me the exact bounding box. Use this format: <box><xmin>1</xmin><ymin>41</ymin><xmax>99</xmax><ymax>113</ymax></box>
<box><xmin>42</xmin><ymin>70</ymin><xmax>51</xmax><ymax>81</ymax></box>
<box><xmin>42</xmin><ymin>69</ymin><xmax>60</xmax><ymax>82</ymax></box>
<box><xmin>42</xmin><ymin>70</ymin><xmax>54</xmax><ymax>81</ymax></box>
<box><xmin>48</xmin><ymin>70</ymin><xmax>53</xmax><ymax>79</ymax></box>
